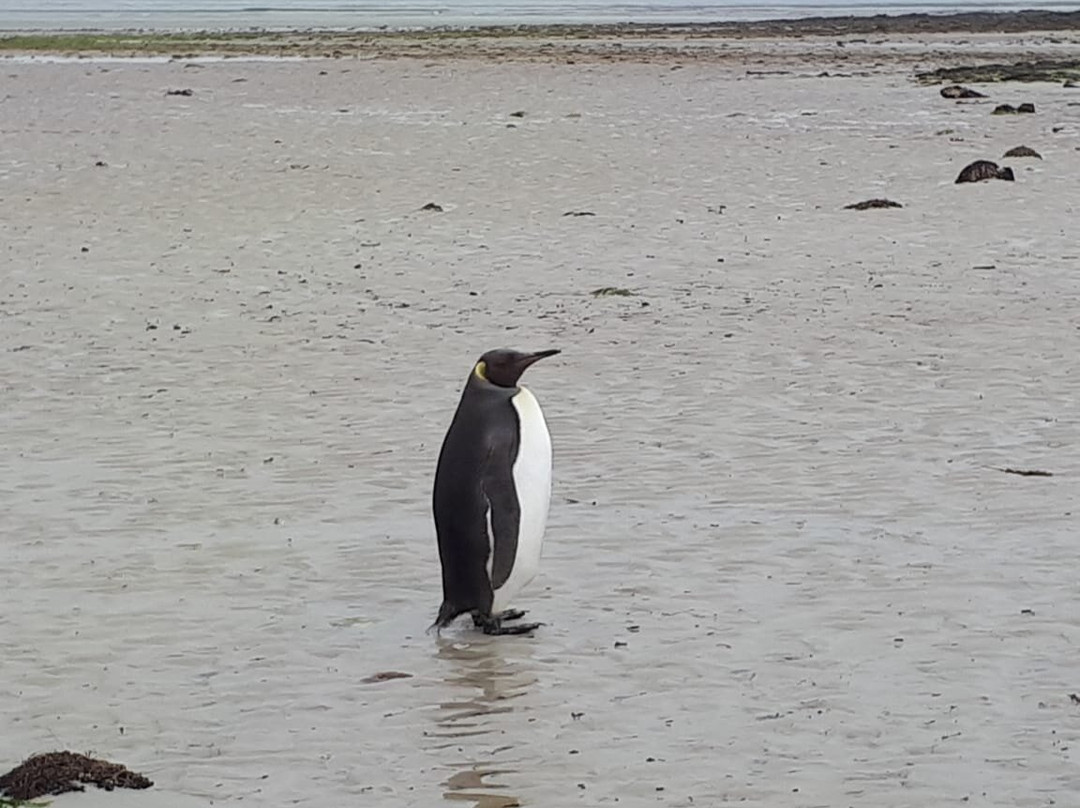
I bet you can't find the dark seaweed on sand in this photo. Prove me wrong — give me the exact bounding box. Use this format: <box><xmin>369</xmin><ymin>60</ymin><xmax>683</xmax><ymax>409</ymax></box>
<box><xmin>917</xmin><ymin>58</ymin><xmax>1080</xmax><ymax>84</ymax></box>
<box><xmin>940</xmin><ymin>84</ymin><xmax>986</xmax><ymax>98</ymax></box>
<box><xmin>955</xmin><ymin>160</ymin><xmax>1014</xmax><ymax>183</ymax></box>
<box><xmin>844</xmin><ymin>198</ymin><xmax>903</xmax><ymax>210</ymax></box>
<box><xmin>993</xmin><ymin>466</ymin><xmax>1054</xmax><ymax>477</ymax></box>
<box><xmin>993</xmin><ymin>102</ymin><xmax>1035</xmax><ymax>114</ymax></box>
<box><xmin>1003</xmin><ymin>145</ymin><xmax>1042</xmax><ymax>159</ymax></box>
<box><xmin>0</xmin><ymin>752</ymin><xmax>152</xmax><ymax>801</ymax></box>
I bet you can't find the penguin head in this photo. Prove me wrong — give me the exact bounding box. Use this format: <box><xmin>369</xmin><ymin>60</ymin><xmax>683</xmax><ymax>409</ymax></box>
<box><xmin>474</xmin><ymin>348</ymin><xmax>560</xmax><ymax>388</ymax></box>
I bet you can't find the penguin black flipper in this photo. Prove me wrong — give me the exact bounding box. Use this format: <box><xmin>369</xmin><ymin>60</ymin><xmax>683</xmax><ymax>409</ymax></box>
<box><xmin>481</xmin><ymin>441</ymin><xmax>521</xmax><ymax>592</ymax></box>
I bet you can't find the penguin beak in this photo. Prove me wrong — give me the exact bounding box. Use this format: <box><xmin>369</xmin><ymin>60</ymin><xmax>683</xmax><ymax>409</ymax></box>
<box><xmin>522</xmin><ymin>349</ymin><xmax>560</xmax><ymax>369</ymax></box>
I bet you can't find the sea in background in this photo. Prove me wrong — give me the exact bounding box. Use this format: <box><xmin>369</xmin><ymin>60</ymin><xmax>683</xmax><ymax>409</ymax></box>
<box><xmin>0</xmin><ymin>0</ymin><xmax>1077</xmax><ymax>31</ymax></box>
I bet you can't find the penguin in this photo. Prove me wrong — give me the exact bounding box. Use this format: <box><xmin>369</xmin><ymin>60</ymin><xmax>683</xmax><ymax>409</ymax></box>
<box><xmin>431</xmin><ymin>348</ymin><xmax>559</xmax><ymax>636</ymax></box>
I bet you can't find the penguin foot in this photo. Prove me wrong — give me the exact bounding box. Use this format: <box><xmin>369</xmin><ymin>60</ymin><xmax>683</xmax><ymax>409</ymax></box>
<box><xmin>482</xmin><ymin>621</ymin><xmax>543</xmax><ymax>636</ymax></box>
<box><xmin>471</xmin><ymin>609</ymin><xmax>526</xmax><ymax>628</ymax></box>
<box><xmin>472</xmin><ymin>612</ymin><xmax>542</xmax><ymax>635</ymax></box>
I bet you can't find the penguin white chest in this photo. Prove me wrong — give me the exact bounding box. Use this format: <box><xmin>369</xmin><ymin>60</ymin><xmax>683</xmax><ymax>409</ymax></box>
<box><xmin>491</xmin><ymin>386</ymin><xmax>552</xmax><ymax>613</ymax></box>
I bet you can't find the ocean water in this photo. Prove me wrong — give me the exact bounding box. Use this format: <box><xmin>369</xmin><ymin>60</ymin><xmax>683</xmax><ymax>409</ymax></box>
<box><xmin>0</xmin><ymin>0</ymin><xmax>1075</xmax><ymax>31</ymax></box>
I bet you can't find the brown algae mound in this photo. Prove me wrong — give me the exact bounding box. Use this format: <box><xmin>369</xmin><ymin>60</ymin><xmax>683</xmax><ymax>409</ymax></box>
<box><xmin>940</xmin><ymin>84</ymin><xmax>987</xmax><ymax>98</ymax></box>
<box><xmin>844</xmin><ymin>198</ymin><xmax>903</xmax><ymax>210</ymax></box>
<box><xmin>955</xmin><ymin>160</ymin><xmax>1014</xmax><ymax>183</ymax></box>
<box><xmin>0</xmin><ymin>752</ymin><xmax>153</xmax><ymax>801</ymax></box>
<box><xmin>918</xmin><ymin>59</ymin><xmax>1080</xmax><ymax>84</ymax></box>
<box><xmin>1003</xmin><ymin>145</ymin><xmax>1042</xmax><ymax>159</ymax></box>
<box><xmin>993</xmin><ymin>102</ymin><xmax>1036</xmax><ymax>114</ymax></box>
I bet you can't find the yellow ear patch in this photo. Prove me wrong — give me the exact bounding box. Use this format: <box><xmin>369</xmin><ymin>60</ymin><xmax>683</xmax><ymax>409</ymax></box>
<box><xmin>474</xmin><ymin>361</ymin><xmax>488</xmax><ymax>381</ymax></box>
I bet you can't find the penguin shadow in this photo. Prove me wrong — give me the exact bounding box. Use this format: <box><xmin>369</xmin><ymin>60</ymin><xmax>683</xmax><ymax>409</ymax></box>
<box><xmin>429</xmin><ymin>638</ymin><xmax>537</xmax><ymax>808</ymax></box>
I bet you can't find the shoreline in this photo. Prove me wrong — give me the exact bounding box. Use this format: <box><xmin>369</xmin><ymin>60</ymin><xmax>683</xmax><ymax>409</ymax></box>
<box><xmin>1</xmin><ymin>10</ymin><xmax>1079</xmax><ymax>60</ymax></box>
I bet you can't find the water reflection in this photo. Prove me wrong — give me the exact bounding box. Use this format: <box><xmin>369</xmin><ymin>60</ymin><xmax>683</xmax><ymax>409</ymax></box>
<box><xmin>431</xmin><ymin>637</ymin><xmax>536</xmax><ymax>808</ymax></box>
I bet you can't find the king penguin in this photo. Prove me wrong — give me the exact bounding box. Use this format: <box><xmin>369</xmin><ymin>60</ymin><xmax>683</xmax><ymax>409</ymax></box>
<box><xmin>432</xmin><ymin>348</ymin><xmax>560</xmax><ymax>635</ymax></box>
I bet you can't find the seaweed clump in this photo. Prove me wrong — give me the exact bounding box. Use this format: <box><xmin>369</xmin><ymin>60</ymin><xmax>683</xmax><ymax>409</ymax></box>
<box><xmin>917</xmin><ymin>59</ymin><xmax>1080</xmax><ymax>84</ymax></box>
<box><xmin>0</xmin><ymin>752</ymin><xmax>152</xmax><ymax>801</ymax></box>
<box><xmin>940</xmin><ymin>84</ymin><xmax>986</xmax><ymax>98</ymax></box>
<box><xmin>955</xmin><ymin>160</ymin><xmax>1014</xmax><ymax>183</ymax></box>
<box><xmin>844</xmin><ymin>198</ymin><xmax>903</xmax><ymax>210</ymax></box>
<box><xmin>1003</xmin><ymin>145</ymin><xmax>1042</xmax><ymax>159</ymax></box>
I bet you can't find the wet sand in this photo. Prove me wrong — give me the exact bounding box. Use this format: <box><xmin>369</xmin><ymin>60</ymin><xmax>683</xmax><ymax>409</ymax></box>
<box><xmin>2</xmin><ymin>25</ymin><xmax>1080</xmax><ymax>808</ymax></box>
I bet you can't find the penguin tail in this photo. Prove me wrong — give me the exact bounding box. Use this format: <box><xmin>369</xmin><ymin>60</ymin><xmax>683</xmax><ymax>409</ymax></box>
<box><xmin>429</xmin><ymin>600</ymin><xmax>465</xmax><ymax>634</ymax></box>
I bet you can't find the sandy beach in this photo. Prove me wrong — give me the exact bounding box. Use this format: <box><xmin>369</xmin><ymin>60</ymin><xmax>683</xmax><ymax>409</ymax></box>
<box><xmin>2</xmin><ymin>17</ymin><xmax>1079</xmax><ymax>807</ymax></box>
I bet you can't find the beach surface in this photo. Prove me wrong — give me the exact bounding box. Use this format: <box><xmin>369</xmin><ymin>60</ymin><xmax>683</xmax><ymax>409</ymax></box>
<box><xmin>2</xmin><ymin>19</ymin><xmax>1079</xmax><ymax>808</ymax></box>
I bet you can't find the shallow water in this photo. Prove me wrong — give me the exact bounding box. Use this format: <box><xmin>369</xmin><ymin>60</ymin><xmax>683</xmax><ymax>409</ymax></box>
<box><xmin>1</xmin><ymin>55</ymin><xmax>1079</xmax><ymax>806</ymax></box>
<box><xmin>0</xmin><ymin>0</ymin><xmax>1076</xmax><ymax>31</ymax></box>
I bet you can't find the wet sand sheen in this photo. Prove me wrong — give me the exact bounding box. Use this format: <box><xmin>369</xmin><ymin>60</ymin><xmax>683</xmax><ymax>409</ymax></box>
<box><xmin>2</xmin><ymin>29</ymin><xmax>1080</xmax><ymax>808</ymax></box>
